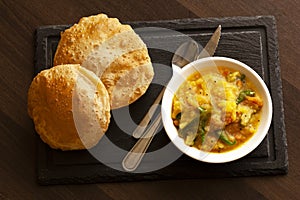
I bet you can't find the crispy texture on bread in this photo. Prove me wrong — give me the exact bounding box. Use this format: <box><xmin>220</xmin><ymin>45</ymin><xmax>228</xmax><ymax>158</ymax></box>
<box><xmin>54</xmin><ymin>14</ymin><xmax>132</xmax><ymax>65</ymax></box>
<box><xmin>53</xmin><ymin>14</ymin><xmax>154</xmax><ymax>109</ymax></box>
<box><xmin>28</xmin><ymin>64</ymin><xmax>110</xmax><ymax>150</ymax></box>
<box><xmin>101</xmin><ymin>48</ymin><xmax>153</xmax><ymax>108</ymax></box>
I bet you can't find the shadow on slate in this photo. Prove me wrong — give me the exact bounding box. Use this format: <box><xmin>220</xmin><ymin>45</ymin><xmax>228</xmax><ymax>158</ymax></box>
<box><xmin>34</xmin><ymin>16</ymin><xmax>288</xmax><ymax>185</ymax></box>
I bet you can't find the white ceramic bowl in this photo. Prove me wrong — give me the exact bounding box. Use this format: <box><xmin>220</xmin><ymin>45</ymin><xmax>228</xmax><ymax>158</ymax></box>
<box><xmin>161</xmin><ymin>57</ymin><xmax>272</xmax><ymax>163</ymax></box>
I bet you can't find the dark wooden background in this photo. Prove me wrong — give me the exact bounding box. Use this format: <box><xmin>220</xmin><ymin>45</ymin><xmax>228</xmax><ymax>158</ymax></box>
<box><xmin>1</xmin><ymin>0</ymin><xmax>299</xmax><ymax>199</ymax></box>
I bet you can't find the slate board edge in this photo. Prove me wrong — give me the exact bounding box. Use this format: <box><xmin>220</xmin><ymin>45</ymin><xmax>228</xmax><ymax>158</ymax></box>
<box><xmin>265</xmin><ymin>16</ymin><xmax>288</xmax><ymax>173</ymax></box>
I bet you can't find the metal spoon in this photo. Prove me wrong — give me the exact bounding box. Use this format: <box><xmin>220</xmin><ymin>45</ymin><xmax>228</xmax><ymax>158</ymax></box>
<box><xmin>122</xmin><ymin>40</ymin><xmax>200</xmax><ymax>172</ymax></box>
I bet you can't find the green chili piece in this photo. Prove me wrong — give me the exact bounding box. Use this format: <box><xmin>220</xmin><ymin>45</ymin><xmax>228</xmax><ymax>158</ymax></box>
<box><xmin>198</xmin><ymin>106</ymin><xmax>211</xmax><ymax>119</ymax></box>
<box><xmin>175</xmin><ymin>112</ymin><xmax>181</xmax><ymax>120</ymax></box>
<box><xmin>218</xmin><ymin>130</ymin><xmax>236</xmax><ymax>146</ymax></box>
<box><xmin>240</xmin><ymin>74</ymin><xmax>246</xmax><ymax>81</ymax></box>
<box><xmin>199</xmin><ymin>128</ymin><xmax>206</xmax><ymax>143</ymax></box>
<box><xmin>178</xmin><ymin>107</ymin><xmax>211</xmax><ymax>144</ymax></box>
<box><xmin>198</xmin><ymin>106</ymin><xmax>206</xmax><ymax>113</ymax></box>
<box><xmin>236</xmin><ymin>89</ymin><xmax>255</xmax><ymax>104</ymax></box>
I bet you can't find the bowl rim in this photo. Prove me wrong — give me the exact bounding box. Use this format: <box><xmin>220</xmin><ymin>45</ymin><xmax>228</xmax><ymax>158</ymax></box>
<box><xmin>161</xmin><ymin>56</ymin><xmax>273</xmax><ymax>163</ymax></box>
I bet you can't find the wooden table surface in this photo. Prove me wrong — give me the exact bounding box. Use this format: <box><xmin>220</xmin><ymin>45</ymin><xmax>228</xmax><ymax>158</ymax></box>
<box><xmin>1</xmin><ymin>0</ymin><xmax>299</xmax><ymax>199</ymax></box>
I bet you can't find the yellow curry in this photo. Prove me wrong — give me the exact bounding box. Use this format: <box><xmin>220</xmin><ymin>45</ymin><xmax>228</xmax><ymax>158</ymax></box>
<box><xmin>172</xmin><ymin>67</ymin><xmax>263</xmax><ymax>153</ymax></box>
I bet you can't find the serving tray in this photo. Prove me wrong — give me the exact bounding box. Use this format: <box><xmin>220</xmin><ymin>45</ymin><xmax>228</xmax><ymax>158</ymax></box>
<box><xmin>35</xmin><ymin>16</ymin><xmax>288</xmax><ymax>185</ymax></box>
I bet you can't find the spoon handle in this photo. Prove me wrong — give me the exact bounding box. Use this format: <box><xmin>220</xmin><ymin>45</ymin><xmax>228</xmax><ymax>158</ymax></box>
<box><xmin>132</xmin><ymin>88</ymin><xmax>165</xmax><ymax>139</ymax></box>
<box><xmin>122</xmin><ymin>113</ymin><xmax>162</xmax><ymax>172</ymax></box>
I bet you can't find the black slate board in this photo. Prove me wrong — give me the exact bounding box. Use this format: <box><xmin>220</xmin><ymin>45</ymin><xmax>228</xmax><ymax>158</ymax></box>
<box><xmin>34</xmin><ymin>16</ymin><xmax>288</xmax><ymax>185</ymax></box>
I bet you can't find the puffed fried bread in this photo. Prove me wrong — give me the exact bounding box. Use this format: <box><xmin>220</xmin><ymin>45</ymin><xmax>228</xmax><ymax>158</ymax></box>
<box><xmin>28</xmin><ymin>64</ymin><xmax>110</xmax><ymax>150</ymax></box>
<box><xmin>53</xmin><ymin>13</ymin><xmax>154</xmax><ymax>109</ymax></box>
